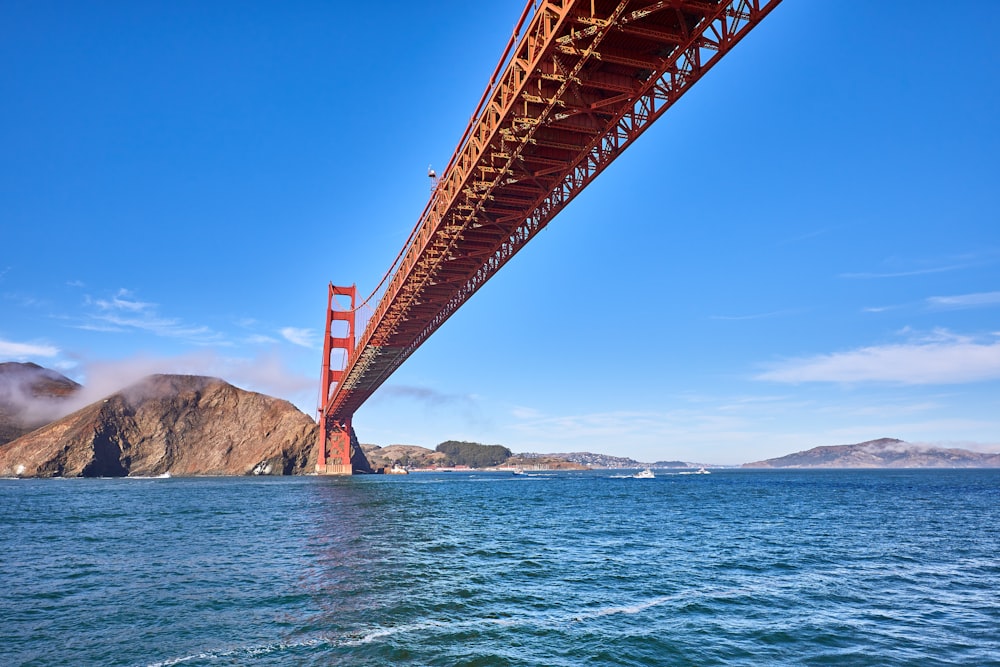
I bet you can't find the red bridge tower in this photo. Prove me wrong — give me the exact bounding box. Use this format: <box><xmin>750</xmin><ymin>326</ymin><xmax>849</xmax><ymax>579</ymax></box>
<box><xmin>317</xmin><ymin>283</ymin><xmax>355</xmax><ymax>475</ymax></box>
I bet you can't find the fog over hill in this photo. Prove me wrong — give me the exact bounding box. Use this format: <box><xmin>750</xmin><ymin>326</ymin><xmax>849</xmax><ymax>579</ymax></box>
<box><xmin>0</xmin><ymin>370</ymin><xmax>373</xmax><ymax>477</ymax></box>
<box><xmin>5</xmin><ymin>364</ymin><xmax>998</xmax><ymax>475</ymax></box>
<box><xmin>0</xmin><ymin>362</ymin><xmax>81</xmax><ymax>445</ymax></box>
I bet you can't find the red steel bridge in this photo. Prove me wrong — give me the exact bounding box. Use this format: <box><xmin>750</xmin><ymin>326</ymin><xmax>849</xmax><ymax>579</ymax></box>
<box><xmin>316</xmin><ymin>0</ymin><xmax>783</xmax><ymax>474</ymax></box>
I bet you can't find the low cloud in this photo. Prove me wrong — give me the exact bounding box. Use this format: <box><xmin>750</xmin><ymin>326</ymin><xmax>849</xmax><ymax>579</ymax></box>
<box><xmin>913</xmin><ymin>440</ymin><xmax>1000</xmax><ymax>454</ymax></box>
<box><xmin>5</xmin><ymin>351</ymin><xmax>319</xmax><ymax>424</ymax></box>
<box><xmin>0</xmin><ymin>338</ymin><xmax>59</xmax><ymax>358</ymax></box>
<box><xmin>757</xmin><ymin>330</ymin><xmax>1000</xmax><ymax>384</ymax></box>
<box><xmin>72</xmin><ymin>351</ymin><xmax>316</xmax><ymax>407</ymax></box>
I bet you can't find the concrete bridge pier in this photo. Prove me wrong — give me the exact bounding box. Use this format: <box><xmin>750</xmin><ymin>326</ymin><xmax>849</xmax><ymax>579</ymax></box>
<box><xmin>316</xmin><ymin>417</ymin><xmax>353</xmax><ymax>475</ymax></box>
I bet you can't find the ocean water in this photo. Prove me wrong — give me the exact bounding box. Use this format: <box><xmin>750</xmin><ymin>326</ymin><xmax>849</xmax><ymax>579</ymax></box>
<box><xmin>1</xmin><ymin>469</ymin><xmax>998</xmax><ymax>666</ymax></box>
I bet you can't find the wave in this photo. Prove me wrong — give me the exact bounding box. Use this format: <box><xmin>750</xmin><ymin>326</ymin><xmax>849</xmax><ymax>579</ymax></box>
<box><xmin>146</xmin><ymin>638</ymin><xmax>328</xmax><ymax>666</ymax></box>
<box><xmin>147</xmin><ymin>593</ymin><xmax>686</xmax><ymax>665</ymax></box>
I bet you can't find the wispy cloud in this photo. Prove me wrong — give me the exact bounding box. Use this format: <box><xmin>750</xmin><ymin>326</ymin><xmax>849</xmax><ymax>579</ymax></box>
<box><xmin>92</xmin><ymin>289</ymin><xmax>155</xmax><ymax>313</ymax></box>
<box><xmin>3</xmin><ymin>291</ymin><xmax>44</xmax><ymax>308</ymax></box>
<box><xmin>757</xmin><ymin>329</ymin><xmax>1000</xmax><ymax>384</ymax></box>
<box><xmin>245</xmin><ymin>334</ymin><xmax>279</xmax><ymax>344</ymax></box>
<box><xmin>840</xmin><ymin>249</ymin><xmax>1000</xmax><ymax>280</ymax></box>
<box><xmin>77</xmin><ymin>288</ymin><xmax>224</xmax><ymax>344</ymax></box>
<box><xmin>840</xmin><ymin>265</ymin><xmax>966</xmax><ymax>279</ymax></box>
<box><xmin>0</xmin><ymin>338</ymin><xmax>59</xmax><ymax>358</ymax></box>
<box><xmin>280</xmin><ymin>327</ymin><xmax>318</xmax><ymax>349</ymax></box>
<box><xmin>861</xmin><ymin>290</ymin><xmax>1000</xmax><ymax>315</ymax></box>
<box><xmin>862</xmin><ymin>305</ymin><xmax>901</xmax><ymax>313</ymax></box>
<box><xmin>927</xmin><ymin>291</ymin><xmax>1000</xmax><ymax>310</ymax></box>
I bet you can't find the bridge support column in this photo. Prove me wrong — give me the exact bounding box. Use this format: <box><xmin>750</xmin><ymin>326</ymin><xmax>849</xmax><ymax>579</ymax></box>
<box><xmin>317</xmin><ymin>416</ymin><xmax>353</xmax><ymax>475</ymax></box>
<box><xmin>316</xmin><ymin>283</ymin><xmax>356</xmax><ymax>476</ymax></box>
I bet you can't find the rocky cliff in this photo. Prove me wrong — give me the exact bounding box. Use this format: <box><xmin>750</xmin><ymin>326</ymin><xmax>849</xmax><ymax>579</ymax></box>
<box><xmin>0</xmin><ymin>373</ymin><xmax>370</xmax><ymax>477</ymax></box>
<box><xmin>743</xmin><ymin>437</ymin><xmax>1000</xmax><ymax>468</ymax></box>
<box><xmin>0</xmin><ymin>362</ymin><xmax>80</xmax><ymax>445</ymax></box>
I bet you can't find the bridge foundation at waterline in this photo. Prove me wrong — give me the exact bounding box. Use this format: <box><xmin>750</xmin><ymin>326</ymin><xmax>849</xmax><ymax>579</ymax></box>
<box><xmin>315</xmin><ymin>418</ymin><xmax>353</xmax><ymax>475</ymax></box>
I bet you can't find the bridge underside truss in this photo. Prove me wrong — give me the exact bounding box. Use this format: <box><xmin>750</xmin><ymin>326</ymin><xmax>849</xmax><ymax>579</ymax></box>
<box><xmin>322</xmin><ymin>0</ymin><xmax>782</xmax><ymax>424</ymax></box>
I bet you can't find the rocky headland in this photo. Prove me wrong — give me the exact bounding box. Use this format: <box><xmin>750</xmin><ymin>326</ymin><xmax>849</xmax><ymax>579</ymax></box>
<box><xmin>0</xmin><ymin>368</ymin><xmax>371</xmax><ymax>477</ymax></box>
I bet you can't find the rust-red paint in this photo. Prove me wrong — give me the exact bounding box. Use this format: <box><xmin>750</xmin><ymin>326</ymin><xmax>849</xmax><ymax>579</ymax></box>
<box><xmin>318</xmin><ymin>0</ymin><xmax>784</xmax><ymax>468</ymax></box>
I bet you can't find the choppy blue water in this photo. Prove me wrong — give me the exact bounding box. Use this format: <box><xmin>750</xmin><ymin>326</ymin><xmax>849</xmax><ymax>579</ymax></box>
<box><xmin>2</xmin><ymin>469</ymin><xmax>998</xmax><ymax>666</ymax></box>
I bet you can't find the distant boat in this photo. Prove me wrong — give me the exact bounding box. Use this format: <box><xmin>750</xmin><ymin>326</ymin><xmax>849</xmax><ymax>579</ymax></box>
<box><xmin>157</xmin><ymin>471</ymin><xmax>171</xmax><ymax>479</ymax></box>
<box><xmin>512</xmin><ymin>467</ymin><xmax>525</xmax><ymax>476</ymax></box>
<box><xmin>695</xmin><ymin>467</ymin><xmax>710</xmax><ymax>475</ymax></box>
<box><xmin>633</xmin><ymin>468</ymin><xmax>655</xmax><ymax>479</ymax></box>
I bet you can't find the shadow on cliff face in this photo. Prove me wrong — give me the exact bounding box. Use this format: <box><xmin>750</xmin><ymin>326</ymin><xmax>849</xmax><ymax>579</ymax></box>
<box><xmin>0</xmin><ymin>373</ymin><xmax>326</xmax><ymax>477</ymax></box>
<box><xmin>350</xmin><ymin>426</ymin><xmax>374</xmax><ymax>473</ymax></box>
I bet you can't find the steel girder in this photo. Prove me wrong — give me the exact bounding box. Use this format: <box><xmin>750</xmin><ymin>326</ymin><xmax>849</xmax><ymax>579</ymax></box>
<box><xmin>323</xmin><ymin>0</ymin><xmax>783</xmax><ymax>422</ymax></box>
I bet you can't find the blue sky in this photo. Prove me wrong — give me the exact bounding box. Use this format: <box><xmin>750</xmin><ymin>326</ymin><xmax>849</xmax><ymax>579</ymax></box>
<box><xmin>2</xmin><ymin>1</ymin><xmax>998</xmax><ymax>464</ymax></box>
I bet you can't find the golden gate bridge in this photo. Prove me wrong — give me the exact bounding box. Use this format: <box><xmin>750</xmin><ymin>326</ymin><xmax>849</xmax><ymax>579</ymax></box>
<box><xmin>316</xmin><ymin>0</ymin><xmax>784</xmax><ymax>474</ymax></box>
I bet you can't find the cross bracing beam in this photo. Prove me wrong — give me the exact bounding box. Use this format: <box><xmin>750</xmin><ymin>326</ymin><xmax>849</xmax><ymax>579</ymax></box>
<box><xmin>322</xmin><ymin>0</ymin><xmax>783</xmax><ymax>423</ymax></box>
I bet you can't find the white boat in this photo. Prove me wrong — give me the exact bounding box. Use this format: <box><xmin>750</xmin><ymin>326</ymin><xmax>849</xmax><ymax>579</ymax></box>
<box><xmin>633</xmin><ymin>468</ymin><xmax>655</xmax><ymax>479</ymax></box>
<box><xmin>695</xmin><ymin>467</ymin><xmax>710</xmax><ymax>475</ymax></box>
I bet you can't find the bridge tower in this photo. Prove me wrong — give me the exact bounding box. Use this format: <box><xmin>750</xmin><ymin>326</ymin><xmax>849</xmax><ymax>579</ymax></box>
<box><xmin>317</xmin><ymin>283</ymin><xmax>355</xmax><ymax>475</ymax></box>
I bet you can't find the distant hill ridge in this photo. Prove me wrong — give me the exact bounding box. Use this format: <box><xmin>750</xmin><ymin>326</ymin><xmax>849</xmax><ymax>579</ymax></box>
<box><xmin>6</xmin><ymin>364</ymin><xmax>998</xmax><ymax>475</ymax></box>
<box><xmin>363</xmin><ymin>443</ymin><xmax>696</xmax><ymax>470</ymax></box>
<box><xmin>532</xmin><ymin>451</ymin><xmax>690</xmax><ymax>469</ymax></box>
<box><xmin>743</xmin><ymin>438</ymin><xmax>1000</xmax><ymax>468</ymax></box>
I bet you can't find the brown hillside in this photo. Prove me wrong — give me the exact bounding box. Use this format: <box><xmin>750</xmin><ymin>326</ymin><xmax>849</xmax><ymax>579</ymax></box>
<box><xmin>0</xmin><ymin>362</ymin><xmax>81</xmax><ymax>445</ymax></box>
<box><xmin>362</xmin><ymin>443</ymin><xmax>449</xmax><ymax>469</ymax></box>
<box><xmin>0</xmin><ymin>374</ymin><xmax>369</xmax><ymax>477</ymax></box>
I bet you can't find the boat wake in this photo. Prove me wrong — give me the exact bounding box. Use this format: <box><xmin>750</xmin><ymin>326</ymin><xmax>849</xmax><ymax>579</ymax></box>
<box><xmin>145</xmin><ymin>593</ymin><xmax>689</xmax><ymax>665</ymax></box>
<box><xmin>146</xmin><ymin>638</ymin><xmax>328</xmax><ymax>666</ymax></box>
